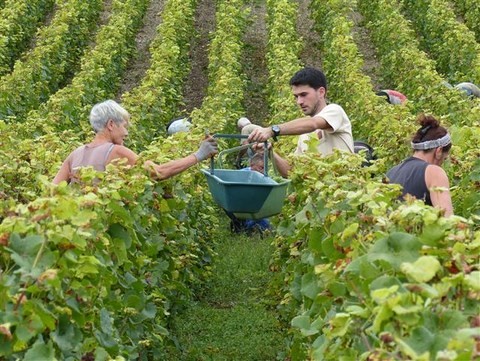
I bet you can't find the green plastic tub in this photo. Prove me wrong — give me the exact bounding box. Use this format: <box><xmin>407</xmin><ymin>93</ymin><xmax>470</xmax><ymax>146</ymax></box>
<box><xmin>201</xmin><ymin>168</ymin><xmax>291</xmax><ymax>219</ymax></box>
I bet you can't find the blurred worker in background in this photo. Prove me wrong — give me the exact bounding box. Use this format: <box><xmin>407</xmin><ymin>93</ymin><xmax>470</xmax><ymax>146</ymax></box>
<box><xmin>443</xmin><ymin>81</ymin><xmax>480</xmax><ymax>99</ymax></box>
<box><xmin>236</xmin><ymin>117</ymin><xmax>260</xmax><ymax>168</ymax></box>
<box><xmin>376</xmin><ymin>89</ymin><xmax>408</xmax><ymax>105</ymax></box>
<box><xmin>454</xmin><ymin>82</ymin><xmax>480</xmax><ymax>98</ymax></box>
<box><xmin>227</xmin><ymin>152</ymin><xmax>271</xmax><ymax>234</ymax></box>
<box><xmin>167</xmin><ymin>116</ymin><xmax>192</xmax><ymax>135</ymax></box>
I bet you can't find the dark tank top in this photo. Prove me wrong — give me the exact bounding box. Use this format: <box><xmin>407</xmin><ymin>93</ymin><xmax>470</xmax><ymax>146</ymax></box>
<box><xmin>386</xmin><ymin>156</ymin><xmax>432</xmax><ymax>206</ymax></box>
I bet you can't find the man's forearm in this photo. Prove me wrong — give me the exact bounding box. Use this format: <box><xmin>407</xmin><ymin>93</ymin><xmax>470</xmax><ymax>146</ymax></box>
<box><xmin>277</xmin><ymin>116</ymin><xmax>330</xmax><ymax>136</ymax></box>
<box><xmin>272</xmin><ymin>152</ymin><xmax>290</xmax><ymax>177</ymax></box>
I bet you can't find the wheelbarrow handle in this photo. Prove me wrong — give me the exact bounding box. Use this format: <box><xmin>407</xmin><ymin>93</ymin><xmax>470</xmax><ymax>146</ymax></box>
<box><xmin>213</xmin><ymin>133</ymin><xmax>248</xmax><ymax>139</ymax></box>
<box><xmin>209</xmin><ymin>133</ymin><xmax>270</xmax><ymax>177</ymax></box>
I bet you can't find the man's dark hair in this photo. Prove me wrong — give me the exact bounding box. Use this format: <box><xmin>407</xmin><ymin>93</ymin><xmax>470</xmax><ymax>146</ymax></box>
<box><xmin>376</xmin><ymin>90</ymin><xmax>391</xmax><ymax>104</ymax></box>
<box><xmin>354</xmin><ymin>140</ymin><xmax>376</xmax><ymax>167</ymax></box>
<box><xmin>289</xmin><ymin>67</ymin><xmax>327</xmax><ymax>90</ymax></box>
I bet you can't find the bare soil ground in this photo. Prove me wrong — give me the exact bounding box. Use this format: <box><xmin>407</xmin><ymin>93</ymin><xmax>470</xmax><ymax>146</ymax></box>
<box><xmin>27</xmin><ymin>1</ymin><xmax>59</xmax><ymax>51</ymax></box>
<box><xmin>182</xmin><ymin>0</ymin><xmax>217</xmax><ymax>113</ymax></box>
<box><xmin>296</xmin><ymin>0</ymin><xmax>323</xmax><ymax>70</ymax></box>
<box><xmin>117</xmin><ymin>0</ymin><xmax>166</xmax><ymax>97</ymax></box>
<box><xmin>98</xmin><ymin>0</ymin><xmax>114</xmax><ymax>26</ymax></box>
<box><xmin>242</xmin><ymin>1</ymin><xmax>269</xmax><ymax>124</ymax></box>
<box><xmin>117</xmin><ymin>0</ymin><xmax>382</xmax><ymax>117</ymax></box>
<box><xmin>349</xmin><ymin>11</ymin><xmax>383</xmax><ymax>90</ymax></box>
<box><xmin>295</xmin><ymin>0</ymin><xmax>382</xmax><ymax>89</ymax></box>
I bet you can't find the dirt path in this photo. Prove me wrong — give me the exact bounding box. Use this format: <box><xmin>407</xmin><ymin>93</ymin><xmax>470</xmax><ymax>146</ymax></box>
<box><xmin>98</xmin><ymin>0</ymin><xmax>114</xmax><ymax>26</ymax></box>
<box><xmin>182</xmin><ymin>0</ymin><xmax>216</xmax><ymax>113</ymax></box>
<box><xmin>349</xmin><ymin>11</ymin><xmax>382</xmax><ymax>90</ymax></box>
<box><xmin>117</xmin><ymin>0</ymin><xmax>166</xmax><ymax>97</ymax></box>
<box><xmin>295</xmin><ymin>0</ymin><xmax>382</xmax><ymax>90</ymax></box>
<box><xmin>27</xmin><ymin>1</ymin><xmax>60</xmax><ymax>50</ymax></box>
<box><xmin>296</xmin><ymin>0</ymin><xmax>323</xmax><ymax>69</ymax></box>
<box><xmin>242</xmin><ymin>1</ymin><xmax>269</xmax><ymax>124</ymax></box>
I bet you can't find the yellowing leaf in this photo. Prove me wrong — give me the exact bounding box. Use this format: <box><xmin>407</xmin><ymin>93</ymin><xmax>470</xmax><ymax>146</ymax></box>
<box><xmin>71</xmin><ymin>210</ymin><xmax>97</xmax><ymax>227</ymax></box>
<box><xmin>371</xmin><ymin>285</ymin><xmax>399</xmax><ymax>304</ymax></box>
<box><xmin>324</xmin><ymin>313</ymin><xmax>351</xmax><ymax>338</ymax></box>
<box><xmin>464</xmin><ymin>271</ymin><xmax>480</xmax><ymax>291</ymax></box>
<box><xmin>341</xmin><ymin>223</ymin><xmax>358</xmax><ymax>240</ymax></box>
<box><xmin>400</xmin><ymin>256</ymin><xmax>441</xmax><ymax>283</ymax></box>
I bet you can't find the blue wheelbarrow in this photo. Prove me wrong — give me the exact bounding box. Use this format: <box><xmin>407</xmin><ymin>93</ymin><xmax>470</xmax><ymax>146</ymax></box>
<box><xmin>201</xmin><ymin>134</ymin><xmax>291</xmax><ymax>219</ymax></box>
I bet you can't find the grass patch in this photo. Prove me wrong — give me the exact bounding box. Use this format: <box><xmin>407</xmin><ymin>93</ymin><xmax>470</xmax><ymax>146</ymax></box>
<box><xmin>169</xmin><ymin>303</ymin><xmax>283</xmax><ymax>360</ymax></box>
<box><xmin>201</xmin><ymin>231</ymin><xmax>274</xmax><ymax>305</ymax></box>
<box><xmin>164</xmin><ymin>229</ymin><xmax>285</xmax><ymax>360</ymax></box>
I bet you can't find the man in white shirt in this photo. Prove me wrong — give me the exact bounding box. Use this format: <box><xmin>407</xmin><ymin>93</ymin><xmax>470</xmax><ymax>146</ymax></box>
<box><xmin>248</xmin><ymin>67</ymin><xmax>354</xmax><ymax>158</ymax></box>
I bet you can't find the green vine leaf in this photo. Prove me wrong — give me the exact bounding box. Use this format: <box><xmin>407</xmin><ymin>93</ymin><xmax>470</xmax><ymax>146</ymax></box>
<box><xmin>400</xmin><ymin>256</ymin><xmax>441</xmax><ymax>283</ymax></box>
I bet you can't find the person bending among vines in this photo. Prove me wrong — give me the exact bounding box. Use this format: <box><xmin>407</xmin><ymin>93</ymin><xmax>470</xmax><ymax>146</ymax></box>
<box><xmin>443</xmin><ymin>81</ymin><xmax>480</xmax><ymax>99</ymax></box>
<box><xmin>53</xmin><ymin>100</ymin><xmax>217</xmax><ymax>184</ymax></box>
<box><xmin>386</xmin><ymin>114</ymin><xmax>453</xmax><ymax>217</ymax></box>
<box><xmin>376</xmin><ymin>89</ymin><xmax>407</xmax><ymax>105</ymax></box>
<box><xmin>235</xmin><ymin>117</ymin><xmax>289</xmax><ymax>176</ymax></box>
<box><xmin>227</xmin><ymin>152</ymin><xmax>272</xmax><ymax>234</ymax></box>
<box><xmin>234</xmin><ymin>117</ymin><xmax>261</xmax><ymax>169</ymax></box>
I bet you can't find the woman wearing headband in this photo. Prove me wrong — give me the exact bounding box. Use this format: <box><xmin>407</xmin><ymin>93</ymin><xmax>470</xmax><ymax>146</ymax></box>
<box><xmin>387</xmin><ymin>114</ymin><xmax>453</xmax><ymax>216</ymax></box>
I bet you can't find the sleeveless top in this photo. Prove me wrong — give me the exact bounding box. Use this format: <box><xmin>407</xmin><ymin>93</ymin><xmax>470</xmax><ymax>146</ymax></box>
<box><xmin>68</xmin><ymin>143</ymin><xmax>115</xmax><ymax>175</ymax></box>
<box><xmin>386</xmin><ymin>156</ymin><xmax>432</xmax><ymax>206</ymax></box>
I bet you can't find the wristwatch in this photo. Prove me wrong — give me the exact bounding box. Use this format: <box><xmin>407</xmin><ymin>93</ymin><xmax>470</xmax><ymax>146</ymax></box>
<box><xmin>271</xmin><ymin>125</ymin><xmax>281</xmax><ymax>141</ymax></box>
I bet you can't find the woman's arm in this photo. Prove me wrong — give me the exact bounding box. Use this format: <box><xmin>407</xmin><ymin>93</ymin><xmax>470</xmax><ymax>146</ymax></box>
<box><xmin>108</xmin><ymin>145</ymin><xmax>138</xmax><ymax>166</ymax></box>
<box><xmin>52</xmin><ymin>159</ymin><xmax>71</xmax><ymax>184</ymax></box>
<box><xmin>425</xmin><ymin>165</ymin><xmax>453</xmax><ymax>217</ymax></box>
<box><xmin>144</xmin><ymin>155</ymin><xmax>199</xmax><ymax>180</ymax></box>
<box><xmin>143</xmin><ymin>137</ymin><xmax>218</xmax><ymax>180</ymax></box>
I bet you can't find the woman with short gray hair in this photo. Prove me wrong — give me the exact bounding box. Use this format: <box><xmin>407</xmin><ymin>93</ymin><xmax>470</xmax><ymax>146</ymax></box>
<box><xmin>53</xmin><ymin>100</ymin><xmax>217</xmax><ymax>184</ymax></box>
<box><xmin>89</xmin><ymin>99</ymin><xmax>130</xmax><ymax>133</ymax></box>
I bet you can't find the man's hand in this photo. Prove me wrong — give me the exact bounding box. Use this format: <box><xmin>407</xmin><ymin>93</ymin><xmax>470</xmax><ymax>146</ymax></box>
<box><xmin>247</xmin><ymin>127</ymin><xmax>273</xmax><ymax>143</ymax></box>
<box><xmin>194</xmin><ymin>136</ymin><xmax>218</xmax><ymax>161</ymax></box>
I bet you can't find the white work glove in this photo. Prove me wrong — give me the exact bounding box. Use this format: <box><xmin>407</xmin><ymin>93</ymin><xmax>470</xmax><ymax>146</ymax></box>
<box><xmin>194</xmin><ymin>138</ymin><xmax>218</xmax><ymax>162</ymax></box>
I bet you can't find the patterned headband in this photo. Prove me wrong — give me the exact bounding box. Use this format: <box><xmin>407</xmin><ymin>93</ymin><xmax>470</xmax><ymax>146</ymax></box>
<box><xmin>411</xmin><ymin>133</ymin><xmax>451</xmax><ymax>150</ymax></box>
